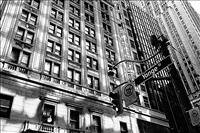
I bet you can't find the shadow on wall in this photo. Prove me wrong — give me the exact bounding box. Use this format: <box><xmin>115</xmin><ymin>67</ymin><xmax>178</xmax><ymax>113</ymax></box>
<box><xmin>0</xmin><ymin>70</ymin><xmax>157</xmax><ymax>133</ymax></box>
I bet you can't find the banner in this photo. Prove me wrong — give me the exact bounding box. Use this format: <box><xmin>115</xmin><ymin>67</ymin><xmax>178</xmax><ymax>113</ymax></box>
<box><xmin>188</xmin><ymin>107</ymin><xmax>200</xmax><ymax>126</ymax></box>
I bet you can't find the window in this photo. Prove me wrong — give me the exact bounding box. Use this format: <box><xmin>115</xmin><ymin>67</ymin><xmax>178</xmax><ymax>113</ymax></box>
<box><xmin>132</xmin><ymin>51</ymin><xmax>138</xmax><ymax>60</ymax></box>
<box><xmin>51</xmin><ymin>8</ymin><xmax>56</xmax><ymax>18</ymax></box>
<box><xmin>21</xmin><ymin>9</ymin><xmax>28</xmax><ymax>21</ymax></box>
<box><xmin>85</xmin><ymin>13</ymin><xmax>94</xmax><ymax>24</ymax></box>
<box><xmin>125</xmin><ymin>19</ymin><xmax>130</xmax><ymax>27</ymax></box>
<box><xmin>20</xmin><ymin>52</ymin><xmax>30</xmax><ymax>67</ymax></box>
<box><xmin>101</xmin><ymin>12</ymin><xmax>110</xmax><ymax>22</ymax></box>
<box><xmin>87</xmin><ymin>75</ymin><xmax>99</xmax><ymax>90</ymax></box>
<box><xmin>67</xmin><ymin>68</ymin><xmax>81</xmax><ymax>84</ymax></box>
<box><xmin>10</xmin><ymin>48</ymin><xmax>20</xmax><ymax>63</ymax></box>
<box><xmin>106</xmin><ymin>49</ymin><xmax>115</xmax><ymax>61</ymax></box>
<box><xmin>0</xmin><ymin>94</ymin><xmax>13</xmax><ymax>118</ymax></box>
<box><xmin>117</xmin><ymin>12</ymin><xmax>122</xmax><ymax>20</ymax></box>
<box><xmin>120</xmin><ymin>122</ymin><xmax>128</xmax><ymax>133</ymax></box>
<box><xmin>103</xmin><ymin>23</ymin><xmax>111</xmax><ymax>34</ymax></box>
<box><xmin>49</xmin><ymin>23</ymin><xmax>55</xmax><ymax>34</ymax></box>
<box><xmin>130</xmin><ymin>40</ymin><xmax>135</xmax><ymax>49</ymax></box>
<box><xmin>44</xmin><ymin>60</ymin><xmax>60</xmax><ymax>77</ymax></box>
<box><xmin>136</xmin><ymin>91</ymin><xmax>140</xmax><ymax>105</ymax></box>
<box><xmin>137</xmin><ymin>119</ymin><xmax>171</xmax><ymax>133</ymax></box>
<box><xmin>136</xmin><ymin>65</ymin><xmax>141</xmax><ymax>75</ymax></box>
<box><xmin>143</xmin><ymin>96</ymin><xmax>150</xmax><ymax>108</ymax></box>
<box><xmin>110</xmin><ymin>82</ymin><xmax>115</xmax><ymax>91</ymax></box>
<box><xmin>92</xmin><ymin>115</ymin><xmax>101</xmax><ymax>133</ymax></box>
<box><xmin>49</xmin><ymin>23</ymin><xmax>62</xmax><ymax>37</ymax></box>
<box><xmin>86</xmin><ymin>56</ymin><xmax>98</xmax><ymax>70</ymax></box>
<box><xmin>69</xmin><ymin>5</ymin><xmax>80</xmax><ymax>16</ymax></box>
<box><xmin>57</xmin><ymin>12</ymin><xmax>63</xmax><ymax>21</ymax></box>
<box><xmin>100</xmin><ymin>1</ymin><xmax>108</xmax><ymax>11</ymax></box>
<box><xmin>69</xmin><ymin>18</ymin><xmax>80</xmax><ymax>30</ymax></box>
<box><xmin>52</xmin><ymin>0</ymin><xmax>64</xmax><ymax>7</ymax></box>
<box><xmin>85</xmin><ymin>26</ymin><xmax>95</xmax><ymax>37</ymax></box>
<box><xmin>46</xmin><ymin>40</ymin><xmax>61</xmax><ymax>56</ymax></box>
<box><xmin>127</xmin><ymin>29</ymin><xmax>133</xmax><ymax>37</ymax></box>
<box><xmin>42</xmin><ymin>104</ymin><xmax>55</xmax><ymax>124</ymax></box>
<box><xmin>50</xmin><ymin>8</ymin><xmax>63</xmax><ymax>21</ymax></box>
<box><xmin>104</xmin><ymin>35</ymin><xmax>113</xmax><ymax>46</ymax></box>
<box><xmin>16</xmin><ymin>27</ymin><xmax>25</xmax><ymax>40</ymax></box>
<box><xmin>70</xmin><ymin>110</ymin><xmax>80</xmax><ymax>129</ymax></box>
<box><xmin>68</xmin><ymin>49</ymin><xmax>81</xmax><ymax>63</ymax></box>
<box><xmin>44</xmin><ymin>61</ymin><xmax>51</xmax><ymax>74</ymax></box>
<box><xmin>56</xmin><ymin>27</ymin><xmax>62</xmax><ymax>37</ymax></box>
<box><xmin>21</xmin><ymin>9</ymin><xmax>38</xmax><ymax>25</ymax></box>
<box><xmin>15</xmin><ymin>27</ymin><xmax>34</xmax><ymax>44</ymax></box>
<box><xmin>58</xmin><ymin>12</ymin><xmax>63</xmax><ymax>22</ymax></box>
<box><xmin>68</xmin><ymin>32</ymin><xmax>80</xmax><ymax>46</ymax></box>
<box><xmin>121</xmin><ymin>1</ymin><xmax>125</xmax><ymax>8</ymax></box>
<box><xmin>25</xmin><ymin>31</ymin><xmax>34</xmax><ymax>44</ymax></box>
<box><xmin>86</xmin><ymin>40</ymin><xmax>97</xmax><ymax>53</ymax></box>
<box><xmin>84</xmin><ymin>2</ymin><xmax>94</xmax><ymax>12</ymax></box>
<box><xmin>140</xmin><ymin>85</ymin><xmax>146</xmax><ymax>92</ymax></box>
<box><xmin>29</xmin><ymin>14</ymin><xmax>37</xmax><ymax>25</ymax></box>
<box><xmin>25</xmin><ymin>0</ymin><xmax>40</xmax><ymax>9</ymax></box>
<box><xmin>123</xmin><ymin>10</ymin><xmax>128</xmax><ymax>17</ymax></box>
<box><xmin>10</xmin><ymin>47</ymin><xmax>30</xmax><ymax>67</ymax></box>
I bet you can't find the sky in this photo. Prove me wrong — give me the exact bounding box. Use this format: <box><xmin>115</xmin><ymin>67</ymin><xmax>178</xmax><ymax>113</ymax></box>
<box><xmin>188</xmin><ymin>1</ymin><xmax>200</xmax><ymax>14</ymax></box>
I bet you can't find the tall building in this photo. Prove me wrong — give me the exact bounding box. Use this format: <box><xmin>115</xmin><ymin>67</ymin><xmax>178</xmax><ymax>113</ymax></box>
<box><xmin>0</xmin><ymin>0</ymin><xmax>172</xmax><ymax>133</ymax></box>
<box><xmin>141</xmin><ymin>0</ymin><xmax>200</xmax><ymax>107</ymax></box>
<box><xmin>124</xmin><ymin>1</ymin><xmax>195</xmax><ymax>133</ymax></box>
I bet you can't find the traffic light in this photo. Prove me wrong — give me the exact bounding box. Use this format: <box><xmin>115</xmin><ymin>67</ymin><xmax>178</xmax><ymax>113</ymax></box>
<box><xmin>108</xmin><ymin>68</ymin><xmax>115</xmax><ymax>77</ymax></box>
<box><xmin>160</xmin><ymin>35</ymin><xmax>170</xmax><ymax>57</ymax></box>
<box><xmin>109</xmin><ymin>90</ymin><xmax>123</xmax><ymax>115</ymax></box>
<box><xmin>150</xmin><ymin>35</ymin><xmax>170</xmax><ymax>57</ymax></box>
<box><xmin>150</xmin><ymin>35</ymin><xmax>160</xmax><ymax>51</ymax></box>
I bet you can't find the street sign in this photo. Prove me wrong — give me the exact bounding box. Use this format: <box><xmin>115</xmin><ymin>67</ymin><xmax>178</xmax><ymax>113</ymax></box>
<box><xmin>134</xmin><ymin>56</ymin><xmax>172</xmax><ymax>86</ymax></box>
<box><xmin>188</xmin><ymin>107</ymin><xmax>200</xmax><ymax>126</ymax></box>
<box><xmin>122</xmin><ymin>81</ymin><xmax>137</xmax><ymax>107</ymax></box>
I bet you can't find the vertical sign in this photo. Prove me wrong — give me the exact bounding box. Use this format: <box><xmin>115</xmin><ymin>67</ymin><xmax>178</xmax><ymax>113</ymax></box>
<box><xmin>189</xmin><ymin>107</ymin><xmax>200</xmax><ymax>126</ymax></box>
<box><xmin>122</xmin><ymin>81</ymin><xmax>137</xmax><ymax>107</ymax></box>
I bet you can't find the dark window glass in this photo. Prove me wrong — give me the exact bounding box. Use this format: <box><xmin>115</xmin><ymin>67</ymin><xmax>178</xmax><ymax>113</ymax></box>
<box><xmin>70</xmin><ymin>110</ymin><xmax>79</xmax><ymax>129</ymax></box>
<box><xmin>10</xmin><ymin>47</ymin><xmax>30</xmax><ymax>67</ymax></box>
<box><xmin>10</xmin><ymin>48</ymin><xmax>20</xmax><ymax>63</ymax></box>
<box><xmin>120</xmin><ymin>122</ymin><xmax>128</xmax><ymax>133</ymax></box>
<box><xmin>143</xmin><ymin>96</ymin><xmax>150</xmax><ymax>108</ymax></box>
<box><xmin>0</xmin><ymin>94</ymin><xmax>13</xmax><ymax>118</ymax></box>
<box><xmin>93</xmin><ymin>115</ymin><xmax>101</xmax><ymax>133</ymax></box>
<box><xmin>69</xmin><ymin>5</ymin><xmax>80</xmax><ymax>16</ymax></box>
<box><xmin>42</xmin><ymin>104</ymin><xmax>55</xmax><ymax>124</ymax></box>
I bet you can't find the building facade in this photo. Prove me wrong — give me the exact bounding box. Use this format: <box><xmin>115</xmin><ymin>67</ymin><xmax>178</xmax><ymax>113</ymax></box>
<box><xmin>141</xmin><ymin>0</ymin><xmax>200</xmax><ymax>107</ymax></box>
<box><xmin>0</xmin><ymin>0</ymin><xmax>171</xmax><ymax>133</ymax></box>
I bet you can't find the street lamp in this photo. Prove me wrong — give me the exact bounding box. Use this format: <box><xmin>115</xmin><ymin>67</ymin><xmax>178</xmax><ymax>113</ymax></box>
<box><xmin>108</xmin><ymin>36</ymin><xmax>162</xmax><ymax>115</ymax></box>
<box><xmin>108</xmin><ymin>47</ymin><xmax>161</xmax><ymax>77</ymax></box>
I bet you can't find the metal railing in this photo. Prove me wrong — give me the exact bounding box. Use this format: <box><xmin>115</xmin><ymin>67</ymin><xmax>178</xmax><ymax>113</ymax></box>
<box><xmin>23</xmin><ymin>121</ymin><xmax>86</xmax><ymax>133</ymax></box>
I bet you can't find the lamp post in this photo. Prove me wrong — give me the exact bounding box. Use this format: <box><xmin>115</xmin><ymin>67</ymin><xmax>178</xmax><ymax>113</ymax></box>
<box><xmin>108</xmin><ymin>47</ymin><xmax>161</xmax><ymax>77</ymax></box>
<box><xmin>108</xmin><ymin>38</ymin><xmax>161</xmax><ymax>115</ymax></box>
